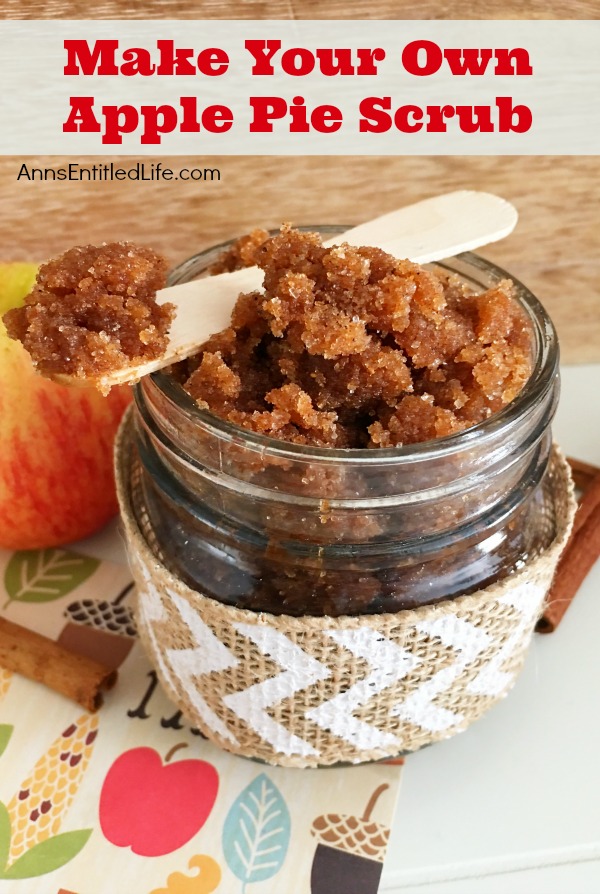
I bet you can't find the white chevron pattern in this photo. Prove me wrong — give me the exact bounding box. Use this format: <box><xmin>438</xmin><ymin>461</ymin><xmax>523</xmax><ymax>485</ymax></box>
<box><xmin>307</xmin><ymin>628</ymin><xmax>420</xmax><ymax>751</ymax></box>
<box><xmin>166</xmin><ymin>591</ymin><xmax>240</xmax><ymax>744</ymax></box>
<box><xmin>467</xmin><ymin>581</ymin><xmax>545</xmax><ymax>697</ymax></box>
<box><xmin>223</xmin><ymin>623</ymin><xmax>331</xmax><ymax>757</ymax></box>
<box><xmin>392</xmin><ymin>615</ymin><xmax>492</xmax><ymax>733</ymax></box>
<box><xmin>138</xmin><ymin>568</ymin><xmax>542</xmax><ymax>761</ymax></box>
<box><xmin>135</xmin><ymin>563</ymin><xmax>181</xmax><ymax>698</ymax></box>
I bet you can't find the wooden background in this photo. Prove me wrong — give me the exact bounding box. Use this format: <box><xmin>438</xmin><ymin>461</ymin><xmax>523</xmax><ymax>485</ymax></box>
<box><xmin>0</xmin><ymin>3</ymin><xmax>598</xmax><ymax>363</ymax></box>
<box><xmin>1</xmin><ymin>1</ymin><xmax>598</xmax><ymax>19</ymax></box>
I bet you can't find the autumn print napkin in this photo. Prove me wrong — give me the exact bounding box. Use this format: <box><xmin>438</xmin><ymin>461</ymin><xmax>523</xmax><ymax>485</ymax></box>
<box><xmin>0</xmin><ymin>545</ymin><xmax>403</xmax><ymax>893</ymax></box>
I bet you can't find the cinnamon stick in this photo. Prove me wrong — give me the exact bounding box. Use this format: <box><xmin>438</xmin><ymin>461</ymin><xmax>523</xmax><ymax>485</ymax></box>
<box><xmin>0</xmin><ymin>617</ymin><xmax>117</xmax><ymax>711</ymax></box>
<box><xmin>536</xmin><ymin>457</ymin><xmax>600</xmax><ymax>634</ymax></box>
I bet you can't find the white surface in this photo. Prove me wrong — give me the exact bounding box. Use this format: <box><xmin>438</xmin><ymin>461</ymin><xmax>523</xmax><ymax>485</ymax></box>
<box><xmin>78</xmin><ymin>364</ymin><xmax>600</xmax><ymax>893</ymax></box>
<box><xmin>382</xmin><ymin>363</ymin><xmax>600</xmax><ymax>893</ymax></box>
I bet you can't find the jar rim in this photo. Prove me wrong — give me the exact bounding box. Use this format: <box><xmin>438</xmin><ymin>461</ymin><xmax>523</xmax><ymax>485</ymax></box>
<box><xmin>146</xmin><ymin>243</ymin><xmax>558</xmax><ymax>466</ymax></box>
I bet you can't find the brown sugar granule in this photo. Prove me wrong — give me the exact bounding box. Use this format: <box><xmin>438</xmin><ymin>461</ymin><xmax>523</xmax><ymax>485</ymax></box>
<box><xmin>208</xmin><ymin>228</ymin><xmax>270</xmax><ymax>274</ymax></box>
<box><xmin>183</xmin><ymin>225</ymin><xmax>534</xmax><ymax>448</ymax></box>
<box><xmin>3</xmin><ymin>242</ymin><xmax>173</xmax><ymax>381</ymax></box>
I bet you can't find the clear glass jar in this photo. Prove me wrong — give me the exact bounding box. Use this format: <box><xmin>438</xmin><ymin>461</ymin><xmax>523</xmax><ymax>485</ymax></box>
<box><xmin>131</xmin><ymin>230</ymin><xmax>560</xmax><ymax>617</ymax></box>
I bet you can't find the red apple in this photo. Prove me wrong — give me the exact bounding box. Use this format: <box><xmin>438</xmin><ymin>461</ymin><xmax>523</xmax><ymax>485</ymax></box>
<box><xmin>0</xmin><ymin>262</ymin><xmax>131</xmax><ymax>549</ymax></box>
<box><xmin>99</xmin><ymin>746</ymin><xmax>219</xmax><ymax>856</ymax></box>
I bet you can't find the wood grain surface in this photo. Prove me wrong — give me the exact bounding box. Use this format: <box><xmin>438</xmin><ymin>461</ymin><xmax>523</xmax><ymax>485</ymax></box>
<box><xmin>1</xmin><ymin>0</ymin><xmax>598</xmax><ymax>19</ymax></box>
<box><xmin>0</xmin><ymin>155</ymin><xmax>598</xmax><ymax>363</ymax></box>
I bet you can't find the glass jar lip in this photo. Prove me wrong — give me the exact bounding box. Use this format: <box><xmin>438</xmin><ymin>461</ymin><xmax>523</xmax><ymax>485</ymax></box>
<box><xmin>147</xmin><ymin>244</ymin><xmax>558</xmax><ymax>466</ymax></box>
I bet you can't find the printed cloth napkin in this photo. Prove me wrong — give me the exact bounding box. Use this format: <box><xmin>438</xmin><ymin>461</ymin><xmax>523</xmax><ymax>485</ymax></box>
<box><xmin>0</xmin><ymin>544</ymin><xmax>402</xmax><ymax>894</ymax></box>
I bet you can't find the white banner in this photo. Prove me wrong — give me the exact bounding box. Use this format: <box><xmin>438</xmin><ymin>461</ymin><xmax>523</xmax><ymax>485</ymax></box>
<box><xmin>1</xmin><ymin>20</ymin><xmax>598</xmax><ymax>154</ymax></box>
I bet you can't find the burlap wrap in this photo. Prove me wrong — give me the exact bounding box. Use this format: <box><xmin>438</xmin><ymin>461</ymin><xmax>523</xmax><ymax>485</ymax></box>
<box><xmin>115</xmin><ymin>414</ymin><xmax>576</xmax><ymax>768</ymax></box>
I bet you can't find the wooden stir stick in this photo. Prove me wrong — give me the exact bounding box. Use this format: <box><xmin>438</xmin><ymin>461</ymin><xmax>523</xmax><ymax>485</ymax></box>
<box><xmin>52</xmin><ymin>190</ymin><xmax>517</xmax><ymax>393</ymax></box>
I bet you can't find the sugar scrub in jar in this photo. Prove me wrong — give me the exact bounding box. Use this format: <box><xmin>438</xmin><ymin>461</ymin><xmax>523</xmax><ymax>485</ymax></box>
<box><xmin>130</xmin><ymin>226</ymin><xmax>561</xmax><ymax>616</ymax></box>
<box><xmin>115</xmin><ymin>225</ymin><xmax>574</xmax><ymax>766</ymax></box>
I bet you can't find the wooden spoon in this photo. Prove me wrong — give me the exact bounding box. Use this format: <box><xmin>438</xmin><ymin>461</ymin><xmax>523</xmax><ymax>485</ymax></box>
<box><xmin>52</xmin><ymin>190</ymin><xmax>517</xmax><ymax>392</ymax></box>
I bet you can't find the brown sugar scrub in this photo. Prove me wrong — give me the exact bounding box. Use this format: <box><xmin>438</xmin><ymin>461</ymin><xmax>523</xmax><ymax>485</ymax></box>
<box><xmin>124</xmin><ymin>226</ymin><xmax>562</xmax><ymax>617</ymax></box>
<box><xmin>3</xmin><ymin>242</ymin><xmax>173</xmax><ymax>384</ymax></box>
<box><xmin>183</xmin><ymin>226</ymin><xmax>534</xmax><ymax>448</ymax></box>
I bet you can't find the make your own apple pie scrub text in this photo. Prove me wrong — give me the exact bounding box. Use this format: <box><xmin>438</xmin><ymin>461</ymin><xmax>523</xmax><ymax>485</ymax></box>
<box><xmin>62</xmin><ymin>38</ymin><xmax>533</xmax><ymax>144</ymax></box>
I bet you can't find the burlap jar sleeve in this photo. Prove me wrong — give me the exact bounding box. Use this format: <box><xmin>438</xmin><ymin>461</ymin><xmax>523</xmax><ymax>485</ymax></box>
<box><xmin>115</xmin><ymin>413</ymin><xmax>576</xmax><ymax>768</ymax></box>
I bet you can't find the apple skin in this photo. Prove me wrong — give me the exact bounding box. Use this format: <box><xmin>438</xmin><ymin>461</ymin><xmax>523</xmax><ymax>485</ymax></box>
<box><xmin>99</xmin><ymin>746</ymin><xmax>219</xmax><ymax>857</ymax></box>
<box><xmin>0</xmin><ymin>262</ymin><xmax>131</xmax><ymax>549</ymax></box>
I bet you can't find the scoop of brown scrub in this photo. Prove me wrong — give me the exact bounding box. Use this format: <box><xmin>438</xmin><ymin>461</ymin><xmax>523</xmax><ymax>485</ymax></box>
<box><xmin>2</xmin><ymin>191</ymin><xmax>518</xmax><ymax>395</ymax></box>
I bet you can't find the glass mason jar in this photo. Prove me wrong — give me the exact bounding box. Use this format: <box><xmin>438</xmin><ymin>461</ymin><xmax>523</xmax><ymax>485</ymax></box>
<box><xmin>130</xmin><ymin>230</ymin><xmax>560</xmax><ymax>618</ymax></box>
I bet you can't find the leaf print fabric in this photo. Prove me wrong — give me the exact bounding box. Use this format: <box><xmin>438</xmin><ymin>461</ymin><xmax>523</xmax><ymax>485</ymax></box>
<box><xmin>222</xmin><ymin>773</ymin><xmax>291</xmax><ymax>891</ymax></box>
<box><xmin>3</xmin><ymin>549</ymin><xmax>100</xmax><ymax>608</ymax></box>
<box><xmin>0</xmin><ymin>543</ymin><xmax>402</xmax><ymax>892</ymax></box>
